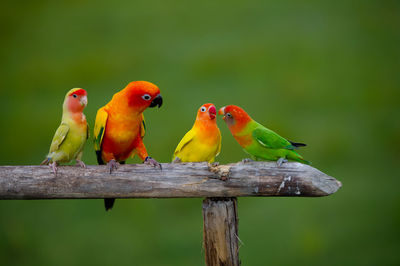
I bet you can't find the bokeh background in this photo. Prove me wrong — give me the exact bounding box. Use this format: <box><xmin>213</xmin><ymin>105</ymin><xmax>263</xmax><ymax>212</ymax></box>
<box><xmin>1</xmin><ymin>0</ymin><xmax>399</xmax><ymax>265</ymax></box>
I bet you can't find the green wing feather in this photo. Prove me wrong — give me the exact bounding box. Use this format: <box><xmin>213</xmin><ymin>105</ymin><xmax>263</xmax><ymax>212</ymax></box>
<box><xmin>252</xmin><ymin>126</ymin><xmax>296</xmax><ymax>150</ymax></box>
<box><xmin>49</xmin><ymin>123</ymin><xmax>69</xmax><ymax>153</ymax></box>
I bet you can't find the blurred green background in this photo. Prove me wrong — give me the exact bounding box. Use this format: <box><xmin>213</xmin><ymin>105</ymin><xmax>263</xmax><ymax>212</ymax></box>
<box><xmin>1</xmin><ymin>0</ymin><xmax>399</xmax><ymax>265</ymax></box>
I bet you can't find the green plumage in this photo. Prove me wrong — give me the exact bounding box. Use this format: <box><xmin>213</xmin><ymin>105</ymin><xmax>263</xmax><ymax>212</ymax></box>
<box><xmin>239</xmin><ymin>120</ymin><xmax>310</xmax><ymax>164</ymax></box>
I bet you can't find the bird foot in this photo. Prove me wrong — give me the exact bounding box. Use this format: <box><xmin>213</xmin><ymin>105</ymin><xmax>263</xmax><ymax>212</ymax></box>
<box><xmin>211</xmin><ymin>162</ymin><xmax>219</xmax><ymax>167</ymax></box>
<box><xmin>107</xmin><ymin>159</ymin><xmax>119</xmax><ymax>174</ymax></box>
<box><xmin>76</xmin><ymin>160</ymin><xmax>86</xmax><ymax>168</ymax></box>
<box><xmin>276</xmin><ymin>157</ymin><xmax>288</xmax><ymax>167</ymax></box>
<box><xmin>49</xmin><ymin>161</ymin><xmax>58</xmax><ymax>176</ymax></box>
<box><xmin>242</xmin><ymin>158</ymin><xmax>254</xmax><ymax>163</ymax></box>
<box><xmin>172</xmin><ymin>157</ymin><xmax>181</xmax><ymax>163</ymax></box>
<box><xmin>144</xmin><ymin>156</ymin><xmax>162</xmax><ymax>170</ymax></box>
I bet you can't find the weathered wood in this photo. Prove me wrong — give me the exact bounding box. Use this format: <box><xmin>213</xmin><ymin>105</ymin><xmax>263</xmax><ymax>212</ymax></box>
<box><xmin>0</xmin><ymin>162</ymin><xmax>341</xmax><ymax>199</ymax></box>
<box><xmin>203</xmin><ymin>198</ymin><xmax>240</xmax><ymax>266</ymax></box>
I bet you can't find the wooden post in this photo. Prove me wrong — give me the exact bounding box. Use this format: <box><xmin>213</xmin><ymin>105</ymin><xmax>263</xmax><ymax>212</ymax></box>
<box><xmin>203</xmin><ymin>197</ymin><xmax>240</xmax><ymax>266</ymax></box>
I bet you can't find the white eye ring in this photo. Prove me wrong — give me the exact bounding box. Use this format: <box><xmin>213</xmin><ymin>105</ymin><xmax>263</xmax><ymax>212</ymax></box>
<box><xmin>226</xmin><ymin>113</ymin><xmax>232</xmax><ymax>117</ymax></box>
<box><xmin>72</xmin><ymin>94</ymin><xmax>78</xmax><ymax>98</ymax></box>
<box><xmin>142</xmin><ymin>94</ymin><xmax>151</xmax><ymax>101</ymax></box>
<box><xmin>200</xmin><ymin>107</ymin><xmax>206</xmax><ymax>112</ymax></box>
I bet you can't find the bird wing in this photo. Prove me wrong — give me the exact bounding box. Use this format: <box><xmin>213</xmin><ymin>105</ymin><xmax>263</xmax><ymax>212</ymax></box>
<box><xmin>93</xmin><ymin>107</ymin><xmax>108</xmax><ymax>152</ymax></box>
<box><xmin>215</xmin><ymin>133</ymin><xmax>222</xmax><ymax>157</ymax></box>
<box><xmin>140</xmin><ymin>114</ymin><xmax>146</xmax><ymax>139</ymax></box>
<box><xmin>49</xmin><ymin>123</ymin><xmax>70</xmax><ymax>153</ymax></box>
<box><xmin>173</xmin><ymin>128</ymin><xmax>195</xmax><ymax>158</ymax></box>
<box><xmin>252</xmin><ymin>126</ymin><xmax>296</xmax><ymax>150</ymax></box>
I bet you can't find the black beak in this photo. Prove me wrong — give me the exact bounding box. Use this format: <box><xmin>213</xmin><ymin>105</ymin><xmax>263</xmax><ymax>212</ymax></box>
<box><xmin>149</xmin><ymin>94</ymin><xmax>163</xmax><ymax>108</ymax></box>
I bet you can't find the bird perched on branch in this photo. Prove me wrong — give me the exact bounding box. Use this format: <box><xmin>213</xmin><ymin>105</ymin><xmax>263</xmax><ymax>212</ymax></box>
<box><xmin>41</xmin><ymin>88</ymin><xmax>89</xmax><ymax>175</ymax></box>
<box><xmin>94</xmin><ymin>81</ymin><xmax>163</xmax><ymax>211</ymax></box>
<box><xmin>173</xmin><ymin>103</ymin><xmax>221</xmax><ymax>163</ymax></box>
<box><xmin>219</xmin><ymin>105</ymin><xmax>310</xmax><ymax>166</ymax></box>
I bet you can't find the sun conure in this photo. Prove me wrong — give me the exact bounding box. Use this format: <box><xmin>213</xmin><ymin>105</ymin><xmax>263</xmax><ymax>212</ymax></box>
<box><xmin>173</xmin><ymin>103</ymin><xmax>221</xmax><ymax>163</ymax></box>
<box><xmin>41</xmin><ymin>88</ymin><xmax>89</xmax><ymax>175</ymax></box>
<box><xmin>219</xmin><ymin>105</ymin><xmax>310</xmax><ymax>166</ymax></box>
<box><xmin>94</xmin><ymin>81</ymin><xmax>163</xmax><ymax>211</ymax></box>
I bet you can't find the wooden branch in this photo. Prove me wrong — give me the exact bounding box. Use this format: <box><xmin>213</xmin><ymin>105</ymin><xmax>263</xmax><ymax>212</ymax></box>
<box><xmin>0</xmin><ymin>162</ymin><xmax>341</xmax><ymax>199</ymax></box>
<box><xmin>203</xmin><ymin>198</ymin><xmax>240</xmax><ymax>266</ymax></box>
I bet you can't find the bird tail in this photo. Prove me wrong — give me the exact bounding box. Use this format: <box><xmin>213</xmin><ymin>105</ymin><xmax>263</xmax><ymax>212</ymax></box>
<box><xmin>104</xmin><ymin>199</ymin><xmax>115</xmax><ymax>211</ymax></box>
<box><xmin>290</xmin><ymin>151</ymin><xmax>311</xmax><ymax>165</ymax></box>
<box><xmin>289</xmin><ymin>140</ymin><xmax>307</xmax><ymax>148</ymax></box>
<box><xmin>40</xmin><ymin>157</ymin><xmax>51</xmax><ymax>165</ymax></box>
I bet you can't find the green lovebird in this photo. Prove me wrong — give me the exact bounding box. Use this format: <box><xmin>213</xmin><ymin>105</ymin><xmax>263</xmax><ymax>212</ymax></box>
<box><xmin>219</xmin><ymin>105</ymin><xmax>310</xmax><ymax>166</ymax></box>
<box><xmin>41</xmin><ymin>88</ymin><xmax>89</xmax><ymax>175</ymax></box>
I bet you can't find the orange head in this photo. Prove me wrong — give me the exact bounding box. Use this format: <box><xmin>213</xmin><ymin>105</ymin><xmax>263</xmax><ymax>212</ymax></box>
<box><xmin>196</xmin><ymin>103</ymin><xmax>217</xmax><ymax>122</ymax></box>
<box><xmin>64</xmin><ymin>88</ymin><xmax>87</xmax><ymax>113</ymax></box>
<box><xmin>122</xmin><ymin>81</ymin><xmax>163</xmax><ymax>112</ymax></box>
<box><xmin>218</xmin><ymin>105</ymin><xmax>252</xmax><ymax>134</ymax></box>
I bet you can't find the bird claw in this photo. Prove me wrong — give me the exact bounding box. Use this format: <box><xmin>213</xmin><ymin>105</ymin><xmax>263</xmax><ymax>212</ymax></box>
<box><xmin>211</xmin><ymin>162</ymin><xmax>219</xmax><ymax>167</ymax></box>
<box><xmin>172</xmin><ymin>157</ymin><xmax>181</xmax><ymax>163</ymax></box>
<box><xmin>276</xmin><ymin>157</ymin><xmax>288</xmax><ymax>167</ymax></box>
<box><xmin>107</xmin><ymin>159</ymin><xmax>119</xmax><ymax>174</ymax></box>
<box><xmin>242</xmin><ymin>158</ymin><xmax>254</xmax><ymax>163</ymax></box>
<box><xmin>49</xmin><ymin>162</ymin><xmax>58</xmax><ymax>176</ymax></box>
<box><xmin>144</xmin><ymin>156</ymin><xmax>162</xmax><ymax>170</ymax></box>
<box><xmin>76</xmin><ymin>160</ymin><xmax>86</xmax><ymax>169</ymax></box>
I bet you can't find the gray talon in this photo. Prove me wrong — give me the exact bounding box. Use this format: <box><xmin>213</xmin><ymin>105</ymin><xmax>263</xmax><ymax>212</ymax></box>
<box><xmin>242</xmin><ymin>158</ymin><xmax>253</xmax><ymax>163</ymax></box>
<box><xmin>50</xmin><ymin>162</ymin><xmax>58</xmax><ymax>176</ymax></box>
<box><xmin>277</xmin><ymin>157</ymin><xmax>288</xmax><ymax>167</ymax></box>
<box><xmin>144</xmin><ymin>156</ymin><xmax>162</xmax><ymax>170</ymax></box>
<box><xmin>76</xmin><ymin>160</ymin><xmax>86</xmax><ymax>168</ymax></box>
<box><xmin>172</xmin><ymin>157</ymin><xmax>181</xmax><ymax>163</ymax></box>
<box><xmin>107</xmin><ymin>159</ymin><xmax>119</xmax><ymax>174</ymax></box>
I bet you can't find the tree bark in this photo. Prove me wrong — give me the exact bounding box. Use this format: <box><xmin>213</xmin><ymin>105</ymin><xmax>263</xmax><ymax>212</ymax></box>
<box><xmin>0</xmin><ymin>162</ymin><xmax>341</xmax><ymax>199</ymax></box>
<box><xmin>203</xmin><ymin>197</ymin><xmax>240</xmax><ymax>266</ymax></box>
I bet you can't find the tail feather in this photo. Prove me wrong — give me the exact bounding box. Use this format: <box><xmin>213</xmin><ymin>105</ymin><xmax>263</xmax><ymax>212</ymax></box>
<box><xmin>289</xmin><ymin>140</ymin><xmax>307</xmax><ymax>148</ymax></box>
<box><xmin>96</xmin><ymin>151</ymin><xmax>104</xmax><ymax>165</ymax></box>
<box><xmin>289</xmin><ymin>151</ymin><xmax>311</xmax><ymax>165</ymax></box>
<box><xmin>104</xmin><ymin>198</ymin><xmax>115</xmax><ymax>211</ymax></box>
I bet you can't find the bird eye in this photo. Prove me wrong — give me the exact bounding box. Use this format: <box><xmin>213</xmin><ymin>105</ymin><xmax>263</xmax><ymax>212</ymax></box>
<box><xmin>142</xmin><ymin>94</ymin><xmax>151</xmax><ymax>101</ymax></box>
<box><xmin>201</xmin><ymin>107</ymin><xmax>206</xmax><ymax>112</ymax></box>
<box><xmin>226</xmin><ymin>113</ymin><xmax>232</xmax><ymax>117</ymax></box>
<box><xmin>72</xmin><ymin>94</ymin><xmax>77</xmax><ymax>98</ymax></box>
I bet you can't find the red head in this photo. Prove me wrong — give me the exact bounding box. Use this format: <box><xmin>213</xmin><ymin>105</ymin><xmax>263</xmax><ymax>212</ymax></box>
<box><xmin>196</xmin><ymin>103</ymin><xmax>217</xmax><ymax>122</ymax></box>
<box><xmin>218</xmin><ymin>105</ymin><xmax>252</xmax><ymax>133</ymax></box>
<box><xmin>122</xmin><ymin>81</ymin><xmax>163</xmax><ymax>112</ymax></box>
<box><xmin>64</xmin><ymin>88</ymin><xmax>87</xmax><ymax>113</ymax></box>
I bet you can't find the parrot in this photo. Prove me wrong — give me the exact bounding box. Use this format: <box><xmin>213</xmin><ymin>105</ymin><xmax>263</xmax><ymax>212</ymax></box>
<box><xmin>172</xmin><ymin>103</ymin><xmax>221</xmax><ymax>163</ymax></box>
<box><xmin>93</xmin><ymin>81</ymin><xmax>163</xmax><ymax>211</ymax></box>
<box><xmin>41</xmin><ymin>88</ymin><xmax>89</xmax><ymax>175</ymax></box>
<box><xmin>218</xmin><ymin>105</ymin><xmax>310</xmax><ymax>166</ymax></box>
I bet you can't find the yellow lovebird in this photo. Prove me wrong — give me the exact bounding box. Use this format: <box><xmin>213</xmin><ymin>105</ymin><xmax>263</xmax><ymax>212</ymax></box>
<box><xmin>173</xmin><ymin>103</ymin><xmax>221</xmax><ymax>163</ymax></box>
<box><xmin>41</xmin><ymin>88</ymin><xmax>89</xmax><ymax>175</ymax></box>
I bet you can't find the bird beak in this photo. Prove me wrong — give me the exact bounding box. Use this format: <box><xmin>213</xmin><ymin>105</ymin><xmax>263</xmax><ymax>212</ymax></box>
<box><xmin>208</xmin><ymin>105</ymin><xmax>216</xmax><ymax>119</ymax></box>
<box><xmin>80</xmin><ymin>96</ymin><xmax>88</xmax><ymax>106</ymax></box>
<box><xmin>150</xmin><ymin>94</ymin><xmax>163</xmax><ymax>108</ymax></box>
<box><xmin>218</xmin><ymin>107</ymin><xmax>226</xmax><ymax>120</ymax></box>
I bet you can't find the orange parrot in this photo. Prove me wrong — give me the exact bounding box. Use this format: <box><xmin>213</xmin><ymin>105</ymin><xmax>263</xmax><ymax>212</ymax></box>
<box><xmin>94</xmin><ymin>81</ymin><xmax>163</xmax><ymax>211</ymax></box>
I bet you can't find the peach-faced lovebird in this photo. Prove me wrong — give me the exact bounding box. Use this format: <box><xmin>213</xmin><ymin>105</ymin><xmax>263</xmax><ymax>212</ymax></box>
<box><xmin>219</xmin><ymin>105</ymin><xmax>310</xmax><ymax>166</ymax></box>
<box><xmin>173</xmin><ymin>103</ymin><xmax>221</xmax><ymax>163</ymax></box>
<box><xmin>94</xmin><ymin>81</ymin><xmax>163</xmax><ymax>211</ymax></box>
<box><xmin>41</xmin><ymin>88</ymin><xmax>89</xmax><ymax>175</ymax></box>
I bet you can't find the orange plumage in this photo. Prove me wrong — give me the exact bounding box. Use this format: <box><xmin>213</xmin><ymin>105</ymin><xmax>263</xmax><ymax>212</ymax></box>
<box><xmin>93</xmin><ymin>81</ymin><xmax>163</xmax><ymax>210</ymax></box>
